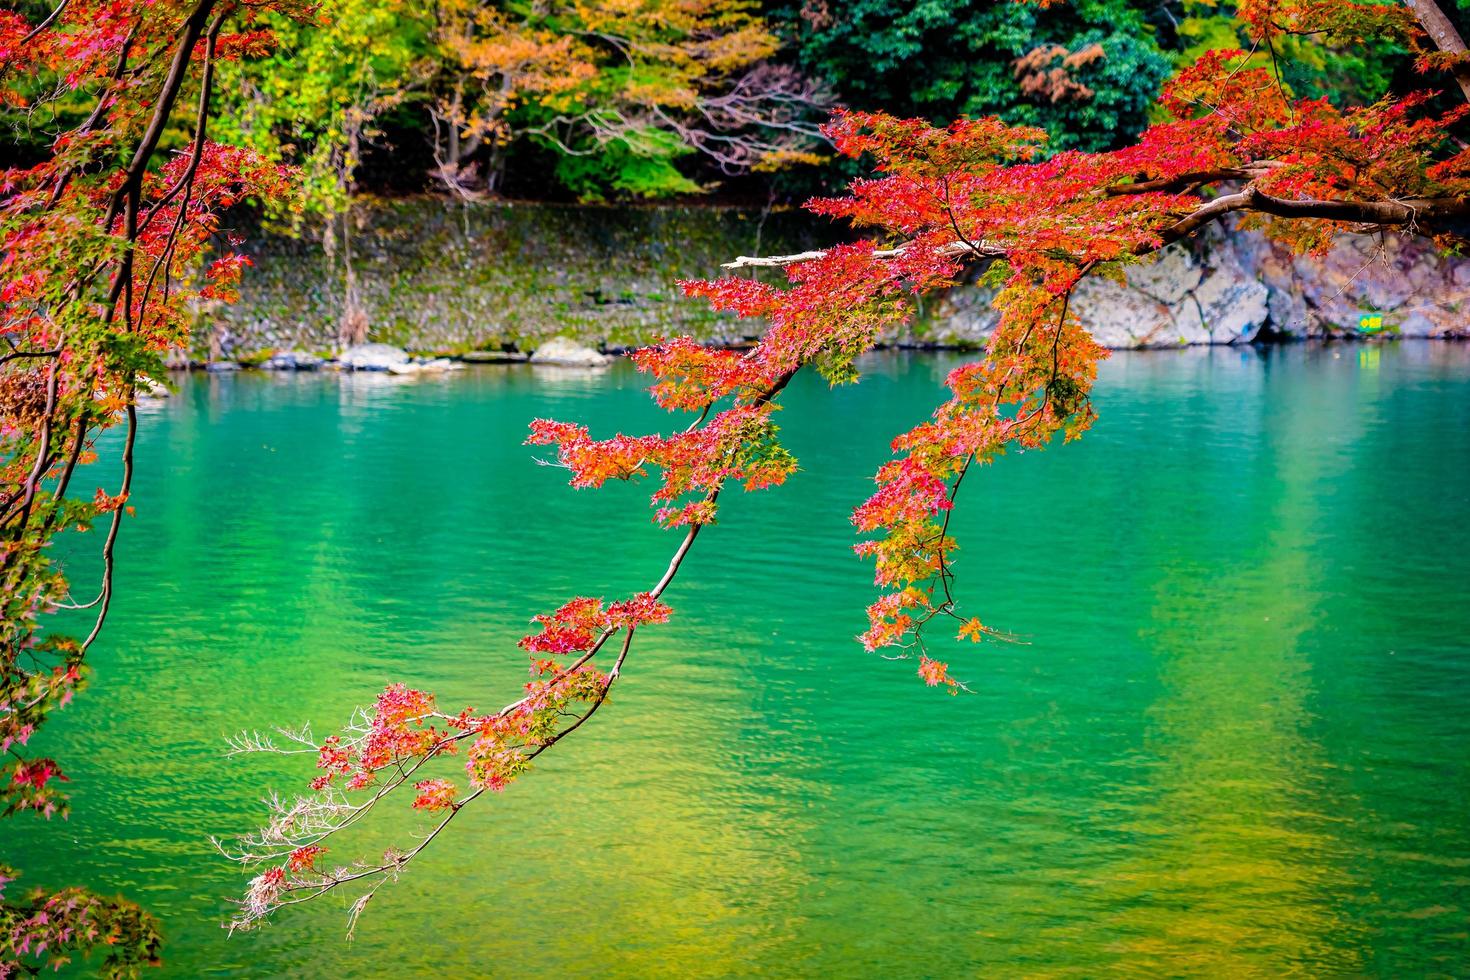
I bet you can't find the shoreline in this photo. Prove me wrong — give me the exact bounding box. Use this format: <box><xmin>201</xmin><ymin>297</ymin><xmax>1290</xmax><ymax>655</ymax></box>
<box><xmin>173</xmin><ymin>332</ymin><xmax>1470</xmax><ymax>377</ymax></box>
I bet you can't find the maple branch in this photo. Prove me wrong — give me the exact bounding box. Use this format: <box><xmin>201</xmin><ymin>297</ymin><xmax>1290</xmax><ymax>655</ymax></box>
<box><xmin>226</xmin><ymin>363</ymin><xmax>802</xmax><ymax>931</ymax></box>
<box><xmin>1106</xmin><ymin>162</ymin><xmax>1282</xmax><ymax>195</ymax></box>
<box><xmin>727</xmin><ymin>185</ymin><xmax>1470</xmax><ymax>275</ymax></box>
<box><xmin>17</xmin><ymin>1</ymin><xmax>68</xmax><ymax>49</ymax></box>
<box><xmin>80</xmin><ymin>404</ymin><xmax>134</xmax><ymax>651</ymax></box>
<box><xmin>722</xmin><ymin>239</ymin><xmax>1000</xmax><ymax>269</ymax></box>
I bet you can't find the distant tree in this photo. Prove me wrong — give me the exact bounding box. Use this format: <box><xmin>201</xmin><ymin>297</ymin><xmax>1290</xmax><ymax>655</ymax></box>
<box><xmin>216</xmin><ymin>0</ymin><xmax>829</xmax><ymax>204</ymax></box>
<box><xmin>770</xmin><ymin>0</ymin><xmax>1173</xmax><ymax>153</ymax></box>
<box><xmin>212</xmin><ymin>0</ymin><xmax>431</xmax><ymax>345</ymax></box>
<box><xmin>210</xmin><ymin>0</ymin><xmax>830</xmax><ymax>344</ymax></box>
<box><xmin>425</xmin><ymin>0</ymin><xmax>830</xmax><ymax>198</ymax></box>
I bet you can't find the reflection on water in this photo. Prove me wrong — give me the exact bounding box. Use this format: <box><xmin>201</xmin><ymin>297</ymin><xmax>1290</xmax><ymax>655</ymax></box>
<box><xmin>9</xmin><ymin>343</ymin><xmax>1470</xmax><ymax>976</ymax></box>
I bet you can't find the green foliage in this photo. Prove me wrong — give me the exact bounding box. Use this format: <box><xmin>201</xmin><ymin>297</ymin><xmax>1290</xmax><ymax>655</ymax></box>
<box><xmin>1172</xmin><ymin>1</ymin><xmax>1402</xmax><ymax>107</ymax></box>
<box><xmin>210</xmin><ymin>0</ymin><xmax>820</xmax><ymax>206</ymax></box>
<box><xmin>772</xmin><ymin>0</ymin><xmax>1172</xmax><ymax>152</ymax></box>
<box><xmin>548</xmin><ymin>130</ymin><xmax>702</xmax><ymax>200</ymax></box>
<box><xmin>212</xmin><ymin>0</ymin><xmax>432</xmax><ymax>226</ymax></box>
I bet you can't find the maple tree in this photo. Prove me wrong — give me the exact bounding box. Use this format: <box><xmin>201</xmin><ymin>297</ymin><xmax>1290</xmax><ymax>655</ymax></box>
<box><xmin>219</xmin><ymin>0</ymin><xmax>1470</xmax><ymax>934</ymax></box>
<box><xmin>0</xmin><ymin>0</ymin><xmax>292</xmax><ymax>973</ymax></box>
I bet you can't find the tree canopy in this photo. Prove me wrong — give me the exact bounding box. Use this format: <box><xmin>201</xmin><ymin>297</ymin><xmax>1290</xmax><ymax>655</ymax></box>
<box><xmin>774</xmin><ymin>0</ymin><xmax>1173</xmax><ymax>153</ymax></box>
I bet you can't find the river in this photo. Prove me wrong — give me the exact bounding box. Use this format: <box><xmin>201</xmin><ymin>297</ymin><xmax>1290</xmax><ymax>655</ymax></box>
<box><xmin>10</xmin><ymin>343</ymin><xmax>1470</xmax><ymax>976</ymax></box>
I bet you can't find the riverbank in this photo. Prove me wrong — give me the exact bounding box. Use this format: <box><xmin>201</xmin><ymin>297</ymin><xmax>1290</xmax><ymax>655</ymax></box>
<box><xmin>199</xmin><ymin>198</ymin><xmax>1470</xmax><ymax>364</ymax></box>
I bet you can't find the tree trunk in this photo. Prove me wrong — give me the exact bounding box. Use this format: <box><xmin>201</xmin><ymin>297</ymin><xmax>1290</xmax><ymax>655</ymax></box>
<box><xmin>1405</xmin><ymin>0</ymin><xmax>1470</xmax><ymax>103</ymax></box>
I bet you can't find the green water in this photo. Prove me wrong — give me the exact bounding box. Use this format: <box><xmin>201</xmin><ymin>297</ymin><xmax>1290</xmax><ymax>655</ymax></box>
<box><xmin>9</xmin><ymin>344</ymin><xmax>1470</xmax><ymax>977</ymax></box>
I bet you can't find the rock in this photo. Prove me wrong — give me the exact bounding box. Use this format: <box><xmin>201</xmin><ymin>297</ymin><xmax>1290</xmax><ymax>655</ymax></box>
<box><xmin>529</xmin><ymin>336</ymin><xmax>612</xmax><ymax>367</ymax></box>
<box><xmin>1227</xmin><ymin>227</ymin><xmax>1470</xmax><ymax>338</ymax></box>
<box><xmin>263</xmin><ymin>350</ymin><xmax>324</xmax><ymax>371</ymax></box>
<box><xmin>138</xmin><ymin>375</ymin><xmax>170</xmax><ymax>397</ymax></box>
<box><xmin>918</xmin><ymin>237</ymin><xmax>1270</xmax><ymax>349</ymax></box>
<box><xmin>1124</xmin><ymin>244</ymin><xmax>1205</xmax><ymax>305</ymax></box>
<box><xmin>339</xmin><ymin>343</ymin><xmax>410</xmax><ymax>371</ymax></box>
<box><xmin>386</xmin><ymin>361</ymin><xmax>421</xmax><ymax>375</ymax></box>
<box><xmin>1072</xmin><ymin>275</ymin><xmax>1180</xmax><ymax>348</ymax></box>
<box><xmin>1179</xmin><ymin>251</ymin><xmax>1270</xmax><ymax>344</ymax></box>
<box><xmin>416</xmin><ymin>357</ymin><xmax>460</xmax><ymax>371</ymax></box>
<box><xmin>1397</xmin><ymin>311</ymin><xmax>1439</xmax><ymax>337</ymax></box>
<box><xmin>919</xmin><ymin>286</ymin><xmax>1001</xmax><ymax>347</ymax></box>
<box><xmin>205</xmin><ymin>360</ymin><xmax>240</xmax><ymax>372</ymax></box>
<box><xmin>1073</xmin><ymin>241</ymin><xmax>1268</xmax><ymax>348</ymax></box>
<box><xmin>459</xmin><ymin>349</ymin><xmax>529</xmax><ymax>363</ymax></box>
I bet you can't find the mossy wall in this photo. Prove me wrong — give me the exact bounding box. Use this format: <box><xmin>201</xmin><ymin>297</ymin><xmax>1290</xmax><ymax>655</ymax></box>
<box><xmin>209</xmin><ymin>199</ymin><xmax>829</xmax><ymax>356</ymax></box>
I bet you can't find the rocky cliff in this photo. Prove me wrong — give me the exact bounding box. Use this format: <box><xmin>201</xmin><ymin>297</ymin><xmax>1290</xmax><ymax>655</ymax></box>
<box><xmin>923</xmin><ymin>226</ymin><xmax>1470</xmax><ymax>348</ymax></box>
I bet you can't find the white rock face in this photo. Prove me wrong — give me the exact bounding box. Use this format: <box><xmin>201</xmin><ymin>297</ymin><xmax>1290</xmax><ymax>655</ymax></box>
<box><xmin>339</xmin><ymin>343</ymin><xmax>410</xmax><ymax>371</ymax></box>
<box><xmin>923</xmin><ymin>220</ymin><xmax>1470</xmax><ymax>348</ymax></box>
<box><xmin>924</xmin><ymin>239</ymin><xmax>1270</xmax><ymax>349</ymax></box>
<box><xmin>1223</xmin><ymin>229</ymin><xmax>1470</xmax><ymax>338</ymax></box>
<box><xmin>1068</xmin><ymin>243</ymin><xmax>1270</xmax><ymax>348</ymax></box>
<box><xmin>530</xmin><ymin>336</ymin><xmax>612</xmax><ymax>366</ymax></box>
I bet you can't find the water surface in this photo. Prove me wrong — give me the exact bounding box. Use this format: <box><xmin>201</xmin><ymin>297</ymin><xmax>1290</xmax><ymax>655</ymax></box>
<box><xmin>10</xmin><ymin>344</ymin><xmax>1470</xmax><ymax>976</ymax></box>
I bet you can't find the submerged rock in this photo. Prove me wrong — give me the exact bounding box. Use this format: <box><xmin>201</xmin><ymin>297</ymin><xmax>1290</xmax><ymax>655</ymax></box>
<box><xmin>263</xmin><ymin>350</ymin><xmax>324</xmax><ymax>371</ymax></box>
<box><xmin>460</xmin><ymin>349</ymin><xmax>529</xmax><ymax>363</ymax></box>
<box><xmin>529</xmin><ymin>336</ymin><xmax>612</xmax><ymax>367</ymax></box>
<box><xmin>382</xmin><ymin>356</ymin><xmax>463</xmax><ymax>375</ymax></box>
<box><xmin>339</xmin><ymin>343</ymin><xmax>411</xmax><ymax>371</ymax></box>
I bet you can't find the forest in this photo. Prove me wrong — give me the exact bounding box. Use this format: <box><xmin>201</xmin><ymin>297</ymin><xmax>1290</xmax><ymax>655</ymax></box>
<box><xmin>4</xmin><ymin>1</ymin><xmax>1470</xmax><ymax>976</ymax></box>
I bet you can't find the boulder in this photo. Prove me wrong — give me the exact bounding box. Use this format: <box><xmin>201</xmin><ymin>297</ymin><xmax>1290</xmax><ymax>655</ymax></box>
<box><xmin>1071</xmin><ymin>242</ymin><xmax>1268</xmax><ymax>347</ymax></box>
<box><xmin>529</xmin><ymin>336</ymin><xmax>612</xmax><ymax>367</ymax></box>
<box><xmin>918</xmin><ymin>286</ymin><xmax>1001</xmax><ymax>347</ymax></box>
<box><xmin>1177</xmin><ymin>249</ymin><xmax>1271</xmax><ymax>344</ymax></box>
<box><xmin>339</xmin><ymin>343</ymin><xmax>411</xmax><ymax>371</ymax></box>
<box><xmin>205</xmin><ymin>360</ymin><xmax>240</xmax><ymax>372</ymax></box>
<box><xmin>385</xmin><ymin>357</ymin><xmax>463</xmax><ymax>375</ymax></box>
<box><xmin>1071</xmin><ymin>275</ymin><xmax>1179</xmax><ymax>348</ymax></box>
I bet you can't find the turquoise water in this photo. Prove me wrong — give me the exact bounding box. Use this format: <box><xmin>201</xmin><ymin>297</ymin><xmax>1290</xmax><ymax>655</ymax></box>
<box><xmin>9</xmin><ymin>343</ymin><xmax>1470</xmax><ymax>976</ymax></box>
